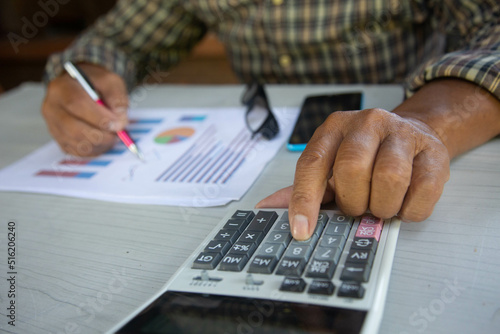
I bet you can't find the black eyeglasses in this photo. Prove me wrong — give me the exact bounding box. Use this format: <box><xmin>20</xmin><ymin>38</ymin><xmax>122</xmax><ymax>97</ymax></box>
<box><xmin>241</xmin><ymin>83</ymin><xmax>279</xmax><ymax>140</ymax></box>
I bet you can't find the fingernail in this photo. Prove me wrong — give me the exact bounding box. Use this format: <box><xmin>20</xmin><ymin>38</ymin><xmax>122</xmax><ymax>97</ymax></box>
<box><xmin>109</xmin><ymin>120</ymin><xmax>127</xmax><ymax>132</ymax></box>
<box><xmin>398</xmin><ymin>214</ymin><xmax>414</xmax><ymax>223</ymax></box>
<box><xmin>108</xmin><ymin>121</ymin><xmax>119</xmax><ymax>131</ymax></box>
<box><xmin>114</xmin><ymin>106</ymin><xmax>128</xmax><ymax>114</ymax></box>
<box><xmin>292</xmin><ymin>214</ymin><xmax>309</xmax><ymax>240</ymax></box>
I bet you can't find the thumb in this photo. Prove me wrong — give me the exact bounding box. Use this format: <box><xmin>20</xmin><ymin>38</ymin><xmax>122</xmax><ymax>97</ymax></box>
<box><xmin>256</xmin><ymin>186</ymin><xmax>294</xmax><ymax>208</ymax></box>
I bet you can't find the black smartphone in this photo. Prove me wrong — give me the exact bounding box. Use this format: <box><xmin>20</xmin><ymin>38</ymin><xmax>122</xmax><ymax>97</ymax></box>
<box><xmin>287</xmin><ymin>92</ymin><xmax>364</xmax><ymax>151</ymax></box>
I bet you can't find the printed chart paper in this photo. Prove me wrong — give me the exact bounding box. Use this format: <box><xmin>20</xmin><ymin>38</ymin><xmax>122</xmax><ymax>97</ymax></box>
<box><xmin>0</xmin><ymin>107</ymin><xmax>299</xmax><ymax>206</ymax></box>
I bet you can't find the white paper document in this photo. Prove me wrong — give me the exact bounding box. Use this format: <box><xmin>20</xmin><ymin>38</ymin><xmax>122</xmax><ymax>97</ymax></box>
<box><xmin>0</xmin><ymin>107</ymin><xmax>299</xmax><ymax>206</ymax></box>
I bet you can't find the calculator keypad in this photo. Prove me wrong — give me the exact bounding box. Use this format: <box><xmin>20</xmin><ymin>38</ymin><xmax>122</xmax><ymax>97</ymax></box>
<box><xmin>192</xmin><ymin>210</ymin><xmax>384</xmax><ymax>299</ymax></box>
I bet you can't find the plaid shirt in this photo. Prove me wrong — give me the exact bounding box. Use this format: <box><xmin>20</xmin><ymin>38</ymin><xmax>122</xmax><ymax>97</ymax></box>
<box><xmin>44</xmin><ymin>0</ymin><xmax>500</xmax><ymax>99</ymax></box>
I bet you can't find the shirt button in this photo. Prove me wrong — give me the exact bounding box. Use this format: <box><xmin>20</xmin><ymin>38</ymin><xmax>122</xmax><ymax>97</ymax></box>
<box><xmin>279</xmin><ymin>54</ymin><xmax>292</xmax><ymax>67</ymax></box>
<box><xmin>272</xmin><ymin>0</ymin><xmax>284</xmax><ymax>5</ymax></box>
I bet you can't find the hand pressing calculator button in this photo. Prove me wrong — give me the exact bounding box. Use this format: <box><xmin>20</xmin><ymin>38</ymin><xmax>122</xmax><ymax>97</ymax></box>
<box><xmin>111</xmin><ymin>209</ymin><xmax>401</xmax><ymax>334</ymax></box>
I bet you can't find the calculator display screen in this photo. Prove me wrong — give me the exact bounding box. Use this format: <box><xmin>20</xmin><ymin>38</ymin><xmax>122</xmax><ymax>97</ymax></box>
<box><xmin>116</xmin><ymin>291</ymin><xmax>366</xmax><ymax>334</ymax></box>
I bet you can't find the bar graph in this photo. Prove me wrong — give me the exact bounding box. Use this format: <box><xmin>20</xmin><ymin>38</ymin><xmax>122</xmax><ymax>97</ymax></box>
<box><xmin>36</xmin><ymin>170</ymin><xmax>96</xmax><ymax>179</ymax></box>
<box><xmin>34</xmin><ymin>117</ymin><xmax>165</xmax><ymax>179</ymax></box>
<box><xmin>155</xmin><ymin>124</ymin><xmax>260</xmax><ymax>184</ymax></box>
<box><xmin>59</xmin><ymin>159</ymin><xmax>112</xmax><ymax>167</ymax></box>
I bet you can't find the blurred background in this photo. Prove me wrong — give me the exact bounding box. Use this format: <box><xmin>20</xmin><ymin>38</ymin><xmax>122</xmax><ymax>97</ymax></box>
<box><xmin>0</xmin><ymin>0</ymin><xmax>238</xmax><ymax>94</ymax></box>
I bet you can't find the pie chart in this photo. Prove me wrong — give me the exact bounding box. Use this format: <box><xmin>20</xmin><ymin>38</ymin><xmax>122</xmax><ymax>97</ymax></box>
<box><xmin>154</xmin><ymin>127</ymin><xmax>195</xmax><ymax>144</ymax></box>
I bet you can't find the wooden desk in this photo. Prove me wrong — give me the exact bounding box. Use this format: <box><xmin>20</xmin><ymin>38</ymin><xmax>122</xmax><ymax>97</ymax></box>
<box><xmin>0</xmin><ymin>83</ymin><xmax>499</xmax><ymax>333</ymax></box>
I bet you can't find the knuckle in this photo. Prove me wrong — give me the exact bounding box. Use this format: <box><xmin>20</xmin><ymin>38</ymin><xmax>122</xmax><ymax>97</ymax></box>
<box><xmin>297</xmin><ymin>142</ymin><xmax>330</xmax><ymax>169</ymax></box>
<box><xmin>356</xmin><ymin>108</ymin><xmax>401</xmax><ymax>134</ymax></box>
<box><xmin>360</xmin><ymin>107</ymin><xmax>391</xmax><ymax>122</ymax></box>
<box><xmin>290</xmin><ymin>190</ymin><xmax>315</xmax><ymax>207</ymax></box>
<box><xmin>323</xmin><ymin>110</ymin><xmax>343</xmax><ymax>124</ymax></box>
<box><xmin>297</xmin><ymin>149</ymin><xmax>324</xmax><ymax>167</ymax></box>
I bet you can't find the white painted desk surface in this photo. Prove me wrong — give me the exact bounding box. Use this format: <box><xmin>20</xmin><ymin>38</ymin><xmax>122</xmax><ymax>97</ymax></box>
<box><xmin>0</xmin><ymin>83</ymin><xmax>498</xmax><ymax>334</ymax></box>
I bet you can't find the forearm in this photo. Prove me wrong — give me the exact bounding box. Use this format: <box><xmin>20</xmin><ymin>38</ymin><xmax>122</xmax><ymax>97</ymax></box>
<box><xmin>394</xmin><ymin>78</ymin><xmax>500</xmax><ymax>159</ymax></box>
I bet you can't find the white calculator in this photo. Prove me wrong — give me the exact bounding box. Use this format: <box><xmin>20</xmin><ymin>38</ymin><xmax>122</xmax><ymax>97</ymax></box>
<box><xmin>110</xmin><ymin>209</ymin><xmax>400</xmax><ymax>334</ymax></box>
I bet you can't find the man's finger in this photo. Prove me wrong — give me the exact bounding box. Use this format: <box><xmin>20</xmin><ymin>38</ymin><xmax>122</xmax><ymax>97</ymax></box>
<box><xmin>288</xmin><ymin>117</ymin><xmax>343</xmax><ymax>240</ymax></box>
<box><xmin>256</xmin><ymin>185</ymin><xmax>335</xmax><ymax>209</ymax></box>
<box><xmin>399</xmin><ymin>148</ymin><xmax>449</xmax><ymax>222</ymax></box>
<box><xmin>369</xmin><ymin>133</ymin><xmax>414</xmax><ymax>218</ymax></box>
<box><xmin>332</xmin><ymin>110</ymin><xmax>392</xmax><ymax>217</ymax></box>
<box><xmin>96</xmin><ymin>72</ymin><xmax>130</xmax><ymax>131</ymax></box>
<box><xmin>52</xmin><ymin>110</ymin><xmax>116</xmax><ymax>156</ymax></box>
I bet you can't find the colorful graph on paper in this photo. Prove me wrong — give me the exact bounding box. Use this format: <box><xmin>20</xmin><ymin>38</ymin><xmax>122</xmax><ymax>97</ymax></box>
<box><xmin>34</xmin><ymin>117</ymin><xmax>163</xmax><ymax>179</ymax></box>
<box><xmin>154</xmin><ymin>127</ymin><xmax>195</xmax><ymax>144</ymax></box>
<box><xmin>0</xmin><ymin>108</ymin><xmax>299</xmax><ymax>206</ymax></box>
<box><xmin>155</xmin><ymin>125</ymin><xmax>255</xmax><ymax>184</ymax></box>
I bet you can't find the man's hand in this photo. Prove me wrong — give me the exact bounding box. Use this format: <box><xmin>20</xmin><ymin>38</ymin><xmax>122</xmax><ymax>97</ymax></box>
<box><xmin>258</xmin><ymin>108</ymin><xmax>450</xmax><ymax>240</ymax></box>
<box><xmin>258</xmin><ymin>79</ymin><xmax>500</xmax><ymax>241</ymax></box>
<box><xmin>41</xmin><ymin>63</ymin><xmax>129</xmax><ymax>157</ymax></box>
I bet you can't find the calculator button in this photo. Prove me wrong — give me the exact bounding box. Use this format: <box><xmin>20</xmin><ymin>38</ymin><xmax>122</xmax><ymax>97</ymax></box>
<box><xmin>284</xmin><ymin>245</ymin><xmax>313</xmax><ymax>260</ymax></box>
<box><xmin>331</xmin><ymin>214</ymin><xmax>354</xmax><ymax>225</ymax></box>
<box><xmin>272</xmin><ymin>221</ymin><xmax>290</xmax><ymax>232</ymax></box>
<box><xmin>351</xmin><ymin>237</ymin><xmax>378</xmax><ymax>253</ymax></box>
<box><xmin>204</xmin><ymin>240</ymin><xmax>231</xmax><ymax>255</ymax></box>
<box><xmin>279</xmin><ymin>277</ymin><xmax>306</xmax><ymax>293</ymax></box>
<box><xmin>316</xmin><ymin>211</ymin><xmax>330</xmax><ymax>226</ymax></box>
<box><xmin>247</xmin><ymin>211</ymin><xmax>279</xmax><ymax>233</ymax></box>
<box><xmin>213</xmin><ymin>229</ymin><xmax>241</xmax><ymax>243</ymax></box>
<box><xmin>338</xmin><ymin>282</ymin><xmax>365</xmax><ymax>298</ymax></box>
<box><xmin>305</xmin><ymin>259</ymin><xmax>336</xmax><ymax>279</ymax></box>
<box><xmin>355</xmin><ymin>215</ymin><xmax>383</xmax><ymax>241</ymax></box>
<box><xmin>313</xmin><ymin>246</ymin><xmax>343</xmax><ymax>264</ymax></box>
<box><xmin>237</xmin><ymin>231</ymin><xmax>264</xmax><ymax>245</ymax></box>
<box><xmin>248</xmin><ymin>255</ymin><xmax>279</xmax><ymax>274</ymax></box>
<box><xmin>275</xmin><ymin>257</ymin><xmax>307</xmax><ymax>276</ymax></box>
<box><xmin>345</xmin><ymin>249</ymin><xmax>375</xmax><ymax>265</ymax></box>
<box><xmin>311</xmin><ymin>212</ymin><xmax>328</xmax><ymax>236</ymax></box>
<box><xmin>266</xmin><ymin>231</ymin><xmax>292</xmax><ymax>246</ymax></box>
<box><xmin>324</xmin><ymin>223</ymin><xmax>351</xmax><ymax>238</ymax></box>
<box><xmin>192</xmin><ymin>252</ymin><xmax>222</xmax><ymax>270</ymax></box>
<box><xmin>223</xmin><ymin>218</ymin><xmax>250</xmax><ymax>232</ymax></box>
<box><xmin>308</xmin><ymin>280</ymin><xmax>335</xmax><ymax>295</ymax></box>
<box><xmin>319</xmin><ymin>235</ymin><xmax>346</xmax><ymax>249</ymax></box>
<box><xmin>278</xmin><ymin>211</ymin><xmax>289</xmax><ymax>222</ymax></box>
<box><xmin>341</xmin><ymin>263</ymin><xmax>372</xmax><ymax>282</ymax></box>
<box><xmin>289</xmin><ymin>234</ymin><xmax>319</xmax><ymax>247</ymax></box>
<box><xmin>231</xmin><ymin>210</ymin><xmax>255</xmax><ymax>222</ymax></box>
<box><xmin>257</xmin><ymin>243</ymin><xmax>286</xmax><ymax>259</ymax></box>
<box><xmin>228</xmin><ymin>242</ymin><xmax>257</xmax><ymax>257</ymax></box>
<box><xmin>218</xmin><ymin>254</ymin><xmax>248</xmax><ymax>271</ymax></box>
